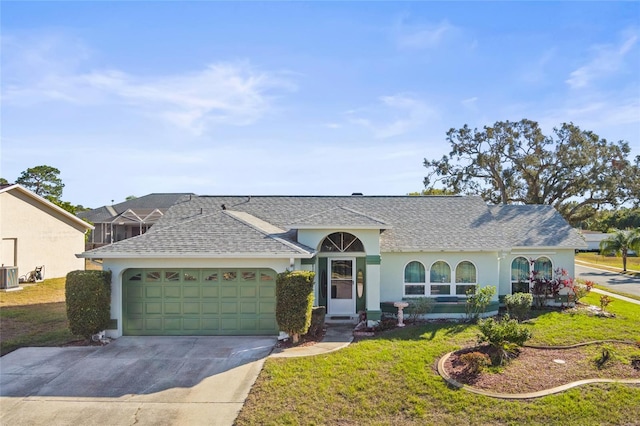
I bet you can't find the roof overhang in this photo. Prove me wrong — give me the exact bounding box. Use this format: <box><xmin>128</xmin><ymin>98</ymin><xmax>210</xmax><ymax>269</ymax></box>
<box><xmin>1</xmin><ymin>184</ymin><xmax>94</xmax><ymax>230</ymax></box>
<box><xmin>77</xmin><ymin>251</ymin><xmax>316</xmax><ymax>259</ymax></box>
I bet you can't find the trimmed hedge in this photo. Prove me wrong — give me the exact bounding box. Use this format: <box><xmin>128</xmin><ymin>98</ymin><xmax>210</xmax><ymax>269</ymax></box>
<box><xmin>65</xmin><ymin>270</ymin><xmax>112</xmax><ymax>341</ymax></box>
<box><xmin>276</xmin><ymin>270</ymin><xmax>315</xmax><ymax>343</ymax></box>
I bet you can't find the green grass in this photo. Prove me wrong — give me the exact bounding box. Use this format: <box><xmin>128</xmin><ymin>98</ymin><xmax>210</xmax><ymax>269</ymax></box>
<box><xmin>237</xmin><ymin>293</ymin><xmax>640</xmax><ymax>425</ymax></box>
<box><xmin>576</xmin><ymin>252</ymin><xmax>640</xmax><ymax>273</ymax></box>
<box><xmin>0</xmin><ymin>278</ymin><xmax>81</xmax><ymax>356</ymax></box>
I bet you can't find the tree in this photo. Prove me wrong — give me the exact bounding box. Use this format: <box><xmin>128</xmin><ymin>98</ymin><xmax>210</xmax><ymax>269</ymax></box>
<box><xmin>16</xmin><ymin>165</ymin><xmax>64</xmax><ymax>200</ymax></box>
<box><xmin>599</xmin><ymin>229</ymin><xmax>640</xmax><ymax>272</ymax></box>
<box><xmin>0</xmin><ymin>178</ymin><xmax>9</xmax><ymax>185</ymax></box>
<box><xmin>423</xmin><ymin>119</ymin><xmax>638</xmax><ymax>225</ymax></box>
<box><xmin>408</xmin><ymin>188</ymin><xmax>457</xmax><ymax>196</ymax></box>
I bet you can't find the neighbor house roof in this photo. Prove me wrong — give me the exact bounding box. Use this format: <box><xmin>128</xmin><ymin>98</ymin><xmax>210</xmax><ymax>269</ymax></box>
<box><xmin>77</xmin><ymin>193</ymin><xmax>192</xmax><ymax>224</ymax></box>
<box><xmin>80</xmin><ymin>195</ymin><xmax>586</xmax><ymax>259</ymax></box>
<box><xmin>1</xmin><ymin>184</ymin><xmax>93</xmax><ymax>231</ymax></box>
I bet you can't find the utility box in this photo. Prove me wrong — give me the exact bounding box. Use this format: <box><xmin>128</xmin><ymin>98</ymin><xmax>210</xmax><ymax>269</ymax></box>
<box><xmin>0</xmin><ymin>266</ymin><xmax>19</xmax><ymax>290</ymax></box>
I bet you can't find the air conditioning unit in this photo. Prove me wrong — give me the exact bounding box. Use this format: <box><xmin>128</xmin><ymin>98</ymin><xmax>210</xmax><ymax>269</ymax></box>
<box><xmin>0</xmin><ymin>267</ymin><xmax>19</xmax><ymax>290</ymax></box>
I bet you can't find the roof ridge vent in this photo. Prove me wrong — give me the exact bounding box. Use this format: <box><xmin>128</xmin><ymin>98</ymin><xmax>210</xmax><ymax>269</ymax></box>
<box><xmin>351</xmin><ymin>192</ymin><xmax>363</xmax><ymax>196</ymax></box>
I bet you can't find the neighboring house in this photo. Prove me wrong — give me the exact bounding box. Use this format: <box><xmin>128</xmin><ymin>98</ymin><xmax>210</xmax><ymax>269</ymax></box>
<box><xmin>0</xmin><ymin>184</ymin><xmax>93</xmax><ymax>281</ymax></box>
<box><xmin>79</xmin><ymin>195</ymin><xmax>586</xmax><ymax>338</ymax></box>
<box><xmin>77</xmin><ymin>193</ymin><xmax>192</xmax><ymax>250</ymax></box>
<box><xmin>579</xmin><ymin>230</ymin><xmax>613</xmax><ymax>252</ymax></box>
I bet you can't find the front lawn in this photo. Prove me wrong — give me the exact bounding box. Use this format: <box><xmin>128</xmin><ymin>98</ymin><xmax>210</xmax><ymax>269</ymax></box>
<box><xmin>237</xmin><ymin>292</ymin><xmax>640</xmax><ymax>425</ymax></box>
<box><xmin>0</xmin><ymin>278</ymin><xmax>81</xmax><ymax>356</ymax></box>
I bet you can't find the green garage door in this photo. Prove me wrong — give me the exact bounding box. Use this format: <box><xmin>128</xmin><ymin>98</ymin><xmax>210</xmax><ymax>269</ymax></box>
<box><xmin>123</xmin><ymin>268</ymin><xmax>278</xmax><ymax>335</ymax></box>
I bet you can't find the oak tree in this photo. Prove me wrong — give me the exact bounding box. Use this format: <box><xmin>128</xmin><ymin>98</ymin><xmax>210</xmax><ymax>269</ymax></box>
<box><xmin>423</xmin><ymin>119</ymin><xmax>638</xmax><ymax>225</ymax></box>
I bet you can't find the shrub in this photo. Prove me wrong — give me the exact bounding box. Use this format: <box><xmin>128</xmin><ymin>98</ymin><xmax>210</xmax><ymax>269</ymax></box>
<box><xmin>460</xmin><ymin>351</ymin><xmax>491</xmax><ymax>374</ymax></box>
<box><xmin>376</xmin><ymin>316</ymin><xmax>398</xmax><ymax>332</ymax></box>
<box><xmin>303</xmin><ymin>306</ymin><xmax>326</xmax><ymax>340</ymax></box>
<box><xmin>478</xmin><ymin>314</ymin><xmax>532</xmax><ymax>366</ymax></box>
<box><xmin>571</xmin><ymin>280</ymin><xmax>593</xmax><ymax>303</ymax></box>
<box><xmin>594</xmin><ymin>344</ymin><xmax>616</xmax><ymax>369</ymax></box>
<box><xmin>405</xmin><ymin>297</ymin><xmax>434</xmax><ymax>322</ymax></box>
<box><xmin>600</xmin><ymin>295</ymin><xmax>613</xmax><ymax>313</ymax></box>
<box><xmin>530</xmin><ymin>268</ymin><xmax>574</xmax><ymax>309</ymax></box>
<box><xmin>465</xmin><ymin>285</ymin><xmax>496</xmax><ymax>322</ymax></box>
<box><xmin>504</xmin><ymin>292</ymin><xmax>533</xmax><ymax>322</ymax></box>
<box><xmin>276</xmin><ymin>270</ymin><xmax>315</xmax><ymax>344</ymax></box>
<box><xmin>65</xmin><ymin>270</ymin><xmax>112</xmax><ymax>341</ymax></box>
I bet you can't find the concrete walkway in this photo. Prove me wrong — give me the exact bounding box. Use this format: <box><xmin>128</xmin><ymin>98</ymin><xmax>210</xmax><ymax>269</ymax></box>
<box><xmin>591</xmin><ymin>287</ymin><xmax>640</xmax><ymax>305</ymax></box>
<box><xmin>270</xmin><ymin>324</ymin><xmax>354</xmax><ymax>358</ymax></box>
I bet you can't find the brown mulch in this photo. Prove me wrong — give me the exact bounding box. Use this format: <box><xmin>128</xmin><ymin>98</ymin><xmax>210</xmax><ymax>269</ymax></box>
<box><xmin>444</xmin><ymin>342</ymin><xmax>640</xmax><ymax>394</ymax></box>
<box><xmin>275</xmin><ymin>328</ymin><xmax>327</xmax><ymax>349</ymax></box>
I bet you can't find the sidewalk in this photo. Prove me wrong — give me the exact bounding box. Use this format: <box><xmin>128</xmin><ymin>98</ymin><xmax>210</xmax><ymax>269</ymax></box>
<box><xmin>270</xmin><ymin>324</ymin><xmax>354</xmax><ymax>358</ymax></box>
<box><xmin>590</xmin><ymin>287</ymin><xmax>640</xmax><ymax>305</ymax></box>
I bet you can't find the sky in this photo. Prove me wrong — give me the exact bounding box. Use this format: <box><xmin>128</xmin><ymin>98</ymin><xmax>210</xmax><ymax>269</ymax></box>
<box><xmin>1</xmin><ymin>1</ymin><xmax>639</xmax><ymax>209</ymax></box>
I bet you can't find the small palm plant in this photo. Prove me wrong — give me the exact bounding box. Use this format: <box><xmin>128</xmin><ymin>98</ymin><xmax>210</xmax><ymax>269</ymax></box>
<box><xmin>599</xmin><ymin>229</ymin><xmax>640</xmax><ymax>272</ymax></box>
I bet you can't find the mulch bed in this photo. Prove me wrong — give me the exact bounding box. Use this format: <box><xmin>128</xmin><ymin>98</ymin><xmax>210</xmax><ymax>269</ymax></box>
<box><xmin>275</xmin><ymin>328</ymin><xmax>327</xmax><ymax>349</ymax></box>
<box><xmin>444</xmin><ymin>342</ymin><xmax>640</xmax><ymax>393</ymax></box>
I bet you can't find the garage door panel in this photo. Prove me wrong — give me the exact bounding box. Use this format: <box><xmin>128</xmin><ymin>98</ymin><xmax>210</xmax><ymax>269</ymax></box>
<box><xmin>239</xmin><ymin>318</ymin><xmax>258</xmax><ymax>331</ymax></box>
<box><xmin>145</xmin><ymin>287</ymin><xmax>162</xmax><ymax>298</ymax></box>
<box><xmin>202</xmin><ymin>302</ymin><xmax>219</xmax><ymax>314</ymax></box>
<box><xmin>240</xmin><ymin>286</ymin><xmax>258</xmax><ymax>298</ymax></box>
<box><xmin>183</xmin><ymin>318</ymin><xmax>201</xmax><ymax>330</ymax></box>
<box><xmin>145</xmin><ymin>318</ymin><xmax>163</xmax><ymax>331</ymax></box>
<box><xmin>240</xmin><ymin>301</ymin><xmax>257</xmax><ymax>314</ymax></box>
<box><xmin>183</xmin><ymin>286</ymin><xmax>200</xmax><ymax>298</ymax></box>
<box><xmin>220</xmin><ymin>286</ymin><xmax>237</xmax><ymax>298</ymax></box>
<box><xmin>201</xmin><ymin>318</ymin><xmax>219</xmax><ymax>331</ymax></box>
<box><xmin>164</xmin><ymin>286</ymin><xmax>181</xmax><ymax>298</ymax></box>
<box><xmin>220</xmin><ymin>318</ymin><xmax>238</xmax><ymax>330</ymax></box>
<box><xmin>123</xmin><ymin>268</ymin><xmax>278</xmax><ymax>336</ymax></box>
<box><xmin>164</xmin><ymin>318</ymin><xmax>182</xmax><ymax>331</ymax></box>
<box><xmin>202</xmin><ymin>287</ymin><xmax>219</xmax><ymax>298</ymax></box>
<box><xmin>183</xmin><ymin>302</ymin><xmax>200</xmax><ymax>314</ymax></box>
<box><xmin>259</xmin><ymin>301</ymin><xmax>276</xmax><ymax>314</ymax></box>
<box><xmin>260</xmin><ymin>286</ymin><xmax>276</xmax><ymax>298</ymax></box>
<box><xmin>146</xmin><ymin>302</ymin><xmax>162</xmax><ymax>314</ymax></box>
<box><xmin>164</xmin><ymin>302</ymin><xmax>181</xmax><ymax>314</ymax></box>
<box><xmin>221</xmin><ymin>302</ymin><xmax>238</xmax><ymax>314</ymax></box>
<box><xmin>127</xmin><ymin>302</ymin><xmax>143</xmax><ymax>315</ymax></box>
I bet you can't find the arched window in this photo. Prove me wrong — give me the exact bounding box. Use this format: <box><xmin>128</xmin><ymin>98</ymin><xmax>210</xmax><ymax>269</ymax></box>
<box><xmin>404</xmin><ymin>261</ymin><xmax>426</xmax><ymax>296</ymax></box>
<box><xmin>455</xmin><ymin>261</ymin><xmax>477</xmax><ymax>295</ymax></box>
<box><xmin>511</xmin><ymin>257</ymin><xmax>530</xmax><ymax>294</ymax></box>
<box><xmin>534</xmin><ymin>257</ymin><xmax>553</xmax><ymax>280</ymax></box>
<box><xmin>320</xmin><ymin>232</ymin><xmax>364</xmax><ymax>252</ymax></box>
<box><xmin>430</xmin><ymin>261</ymin><xmax>451</xmax><ymax>295</ymax></box>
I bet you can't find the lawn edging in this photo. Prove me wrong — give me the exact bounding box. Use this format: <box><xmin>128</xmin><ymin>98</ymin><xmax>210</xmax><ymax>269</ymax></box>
<box><xmin>437</xmin><ymin>341</ymin><xmax>640</xmax><ymax>400</ymax></box>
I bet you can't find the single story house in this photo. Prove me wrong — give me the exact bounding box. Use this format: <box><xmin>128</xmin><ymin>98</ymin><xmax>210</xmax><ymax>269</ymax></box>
<box><xmin>1</xmin><ymin>184</ymin><xmax>93</xmax><ymax>282</ymax></box>
<box><xmin>79</xmin><ymin>195</ymin><xmax>586</xmax><ymax>338</ymax></box>
<box><xmin>77</xmin><ymin>193</ymin><xmax>192</xmax><ymax>250</ymax></box>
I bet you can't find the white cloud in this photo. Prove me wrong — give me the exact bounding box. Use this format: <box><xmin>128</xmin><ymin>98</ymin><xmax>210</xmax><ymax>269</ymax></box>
<box><xmin>566</xmin><ymin>30</ymin><xmax>639</xmax><ymax>89</ymax></box>
<box><xmin>1</xmin><ymin>34</ymin><xmax>296</xmax><ymax>135</ymax></box>
<box><xmin>347</xmin><ymin>93</ymin><xmax>438</xmax><ymax>139</ymax></box>
<box><xmin>393</xmin><ymin>16</ymin><xmax>457</xmax><ymax>49</ymax></box>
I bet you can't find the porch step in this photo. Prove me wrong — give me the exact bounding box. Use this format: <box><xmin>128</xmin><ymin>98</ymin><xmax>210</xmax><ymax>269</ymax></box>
<box><xmin>325</xmin><ymin>315</ymin><xmax>358</xmax><ymax>324</ymax></box>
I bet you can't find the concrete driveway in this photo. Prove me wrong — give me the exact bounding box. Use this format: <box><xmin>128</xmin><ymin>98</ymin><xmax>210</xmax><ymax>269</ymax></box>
<box><xmin>0</xmin><ymin>336</ymin><xmax>276</xmax><ymax>426</ymax></box>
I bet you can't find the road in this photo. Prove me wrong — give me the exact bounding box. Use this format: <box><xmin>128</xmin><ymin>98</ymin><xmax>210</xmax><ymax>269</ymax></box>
<box><xmin>575</xmin><ymin>264</ymin><xmax>640</xmax><ymax>298</ymax></box>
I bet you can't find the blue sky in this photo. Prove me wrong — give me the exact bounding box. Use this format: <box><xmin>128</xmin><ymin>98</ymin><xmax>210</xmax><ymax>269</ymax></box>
<box><xmin>2</xmin><ymin>1</ymin><xmax>639</xmax><ymax>208</ymax></box>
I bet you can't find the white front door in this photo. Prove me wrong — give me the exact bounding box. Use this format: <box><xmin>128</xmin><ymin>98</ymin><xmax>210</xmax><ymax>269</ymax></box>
<box><xmin>329</xmin><ymin>258</ymin><xmax>355</xmax><ymax>315</ymax></box>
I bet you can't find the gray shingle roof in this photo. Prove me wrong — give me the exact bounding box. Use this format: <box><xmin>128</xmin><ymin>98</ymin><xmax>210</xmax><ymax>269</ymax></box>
<box><xmin>81</xmin><ymin>195</ymin><xmax>586</xmax><ymax>258</ymax></box>
<box><xmin>488</xmin><ymin>205</ymin><xmax>586</xmax><ymax>248</ymax></box>
<box><xmin>290</xmin><ymin>206</ymin><xmax>390</xmax><ymax>229</ymax></box>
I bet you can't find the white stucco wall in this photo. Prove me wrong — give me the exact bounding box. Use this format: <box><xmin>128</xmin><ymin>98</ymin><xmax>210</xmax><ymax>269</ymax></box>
<box><xmin>102</xmin><ymin>257</ymin><xmax>291</xmax><ymax>337</ymax></box>
<box><xmin>0</xmin><ymin>190</ymin><xmax>88</xmax><ymax>279</ymax></box>
<box><xmin>379</xmin><ymin>251</ymin><xmax>502</xmax><ymax>302</ymax></box>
